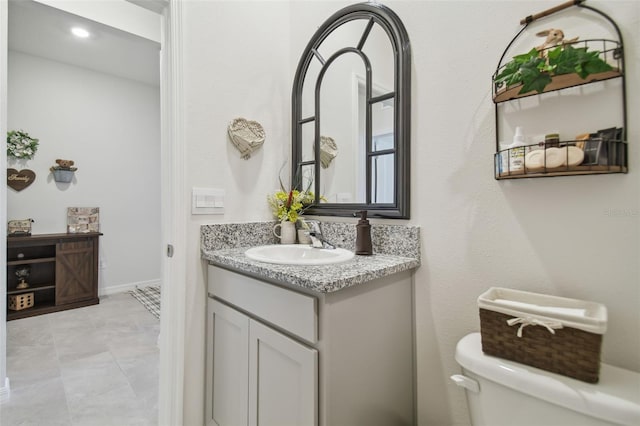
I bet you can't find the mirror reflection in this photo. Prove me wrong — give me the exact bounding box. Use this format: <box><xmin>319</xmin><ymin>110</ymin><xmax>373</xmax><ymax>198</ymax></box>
<box><xmin>319</xmin><ymin>51</ymin><xmax>366</xmax><ymax>203</ymax></box>
<box><xmin>292</xmin><ymin>3</ymin><xmax>411</xmax><ymax>218</ymax></box>
<box><xmin>371</xmin><ymin>100</ymin><xmax>395</xmax><ymax>203</ymax></box>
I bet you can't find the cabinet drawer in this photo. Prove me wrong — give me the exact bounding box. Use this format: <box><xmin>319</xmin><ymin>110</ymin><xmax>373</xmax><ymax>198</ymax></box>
<box><xmin>208</xmin><ymin>266</ymin><xmax>318</xmax><ymax>343</ymax></box>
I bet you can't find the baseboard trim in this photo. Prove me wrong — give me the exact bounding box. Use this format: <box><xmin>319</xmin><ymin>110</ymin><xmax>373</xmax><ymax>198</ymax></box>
<box><xmin>99</xmin><ymin>279</ymin><xmax>161</xmax><ymax>296</ymax></box>
<box><xmin>0</xmin><ymin>377</ymin><xmax>10</xmax><ymax>404</ymax></box>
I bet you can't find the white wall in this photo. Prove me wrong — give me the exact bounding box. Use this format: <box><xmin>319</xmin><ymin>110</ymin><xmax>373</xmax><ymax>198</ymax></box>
<box><xmin>181</xmin><ymin>1</ymin><xmax>639</xmax><ymax>425</ymax></box>
<box><xmin>393</xmin><ymin>1</ymin><xmax>639</xmax><ymax>425</ymax></box>
<box><xmin>182</xmin><ymin>1</ymin><xmax>291</xmax><ymax>424</ymax></box>
<box><xmin>7</xmin><ymin>50</ymin><xmax>161</xmax><ymax>293</ymax></box>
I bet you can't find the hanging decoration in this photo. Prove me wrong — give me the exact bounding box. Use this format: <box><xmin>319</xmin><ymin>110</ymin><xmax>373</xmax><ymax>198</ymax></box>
<box><xmin>320</xmin><ymin>136</ymin><xmax>338</xmax><ymax>168</ymax></box>
<box><xmin>7</xmin><ymin>168</ymin><xmax>36</xmax><ymax>191</ymax></box>
<box><xmin>7</xmin><ymin>130</ymin><xmax>39</xmax><ymax>160</ymax></box>
<box><xmin>50</xmin><ymin>159</ymin><xmax>78</xmax><ymax>183</ymax></box>
<box><xmin>227</xmin><ymin>118</ymin><xmax>265</xmax><ymax>160</ymax></box>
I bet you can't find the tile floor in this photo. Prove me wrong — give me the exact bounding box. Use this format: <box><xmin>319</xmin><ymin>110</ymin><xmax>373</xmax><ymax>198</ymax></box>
<box><xmin>1</xmin><ymin>292</ymin><xmax>160</xmax><ymax>426</ymax></box>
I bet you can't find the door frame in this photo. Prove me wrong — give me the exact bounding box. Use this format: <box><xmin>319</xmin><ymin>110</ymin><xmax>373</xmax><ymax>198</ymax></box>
<box><xmin>0</xmin><ymin>1</ymin><xmax>188</xmax><ymax>423</ymax></box>
<box><xmin>158</xmin><ymin>1</ymin><xmax>187</xmax><ymax>424</ymax></box>
<box><xmin>1</xmin><ymin>0</ymin><xmax>9</xmax><ymax>403</ymax></box>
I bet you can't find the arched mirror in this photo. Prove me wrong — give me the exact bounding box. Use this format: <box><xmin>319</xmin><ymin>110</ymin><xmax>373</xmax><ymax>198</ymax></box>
<box><xmin>292</xmin><ymin>2</ymin><xmax>411</xmax><ymax>218</ymax></box>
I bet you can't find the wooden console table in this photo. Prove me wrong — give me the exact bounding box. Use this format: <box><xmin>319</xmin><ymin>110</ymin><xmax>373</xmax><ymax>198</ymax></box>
<box><xmin>6</xmin><ymin>233</ymin><xmax>102</xmax><ymax>320</ymax></box>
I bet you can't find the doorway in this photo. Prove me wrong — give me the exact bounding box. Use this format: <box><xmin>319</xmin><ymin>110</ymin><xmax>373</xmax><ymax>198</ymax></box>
<box><xmin>1</xmin><ymin>0</ymin><xmax>176</xmax><ymax>423</ymax></box>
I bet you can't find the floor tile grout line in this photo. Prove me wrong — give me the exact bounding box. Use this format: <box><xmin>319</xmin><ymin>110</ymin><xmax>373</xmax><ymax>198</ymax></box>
<box><xmin>46</xmin><ymin>308</ymin><xmax>75</xmax><ymax>425</ymax></box>
<box><xmin>4</xmin><ymin>291</ymin><xmax>160</xmax><ymax>426</ymax></box>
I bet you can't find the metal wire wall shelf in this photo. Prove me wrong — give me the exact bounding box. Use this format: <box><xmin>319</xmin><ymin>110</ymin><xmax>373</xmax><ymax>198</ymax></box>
<box><xmin>495</xmin><ymin>139</ymin><xmax>627</xmax><ymax>179</ymax></box>
<box><xmin>492</xmin><ymin>39</ymin><xmax>623</xmax><ymax>104</ymax></box>
<box><xmin>492</xmin><ymin>0</ymin><xmax>628</xmax><ymax>180</ymax></box>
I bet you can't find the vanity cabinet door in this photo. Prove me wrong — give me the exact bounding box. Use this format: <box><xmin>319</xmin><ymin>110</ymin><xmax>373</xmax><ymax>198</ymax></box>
<box><xmin>207</xmin><ymin>299</ymin><xmax>250</xmax><ymax>426</ymax></box>
<box><xmin>248</xmin><ymin>319</ymin><xmax>318</xmax><ymax>426</ymax></box>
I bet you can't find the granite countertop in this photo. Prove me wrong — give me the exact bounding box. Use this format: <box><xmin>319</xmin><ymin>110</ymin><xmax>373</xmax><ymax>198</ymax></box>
<box><xmin>201</xmin><ymin>221</ymin><xmax>421</xmax><ymax>294</ymax></box>
<box><xmin>202</xmin><ymin>247</ymin><xmax>419</xmax><ymax>293</ymax></box>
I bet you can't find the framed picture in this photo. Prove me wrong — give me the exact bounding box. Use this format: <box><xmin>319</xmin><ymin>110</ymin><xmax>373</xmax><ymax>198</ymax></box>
<box><xmin>67</xmin><ymin>207</ymin><xmax>100</xmax><ymax>233</ymax></box>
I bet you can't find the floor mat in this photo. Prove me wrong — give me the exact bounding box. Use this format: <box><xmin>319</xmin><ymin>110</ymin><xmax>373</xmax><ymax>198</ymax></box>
<box><xmin>128</xmin><ymin>285</ymin><xmax>160</xmax><ymax>319</ymax></box>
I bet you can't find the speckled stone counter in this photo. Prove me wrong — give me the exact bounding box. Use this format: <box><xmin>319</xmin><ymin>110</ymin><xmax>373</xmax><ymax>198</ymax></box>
<box><xmin>201</xmin><ymin>221</ymin><xmax>420</xmax><ymax>293</ymax></box>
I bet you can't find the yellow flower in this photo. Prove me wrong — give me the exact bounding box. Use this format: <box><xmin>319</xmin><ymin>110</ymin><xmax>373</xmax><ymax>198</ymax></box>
<box><xmin>268</xmin><ymin>188</ymin><xmax>315</xmax><ymax>222</ymax></box>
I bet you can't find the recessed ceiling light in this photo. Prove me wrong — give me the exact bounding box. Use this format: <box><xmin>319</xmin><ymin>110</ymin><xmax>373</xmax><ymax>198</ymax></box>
<box><xmin>71</xmin><ymin>27</ymin><xmax>90</xmax><ymax>38</ymax></box>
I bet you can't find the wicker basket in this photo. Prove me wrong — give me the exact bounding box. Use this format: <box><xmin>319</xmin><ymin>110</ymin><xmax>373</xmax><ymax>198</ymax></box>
<box><xmin>9</xmin><ymin>292</ymin><xmax>34</xmax><ymax>311</ymax></box>
<box><xmin>478</xmin><ymin>287</ymin><xmax>607</xmax><ymax>383</ymax></box>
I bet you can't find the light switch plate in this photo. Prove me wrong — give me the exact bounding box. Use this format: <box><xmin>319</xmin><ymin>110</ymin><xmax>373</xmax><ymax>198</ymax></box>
<box><xmin>192</xmin><ymin>187</ymin><xmax>225</xmax><ymax>215</ymax></box>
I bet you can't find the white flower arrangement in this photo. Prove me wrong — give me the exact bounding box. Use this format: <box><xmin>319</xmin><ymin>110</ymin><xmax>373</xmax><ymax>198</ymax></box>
<box><xmin>7</xmin><ymin>130</ymin><xmax>39</xmax><ymax>160</ymax></box>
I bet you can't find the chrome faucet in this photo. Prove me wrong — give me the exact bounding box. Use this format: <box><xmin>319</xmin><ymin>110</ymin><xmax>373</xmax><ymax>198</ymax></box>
<box><xmin>305</xmin><ymin>220</ymin><xmax>336</xmax><ymax>250</ymax></box>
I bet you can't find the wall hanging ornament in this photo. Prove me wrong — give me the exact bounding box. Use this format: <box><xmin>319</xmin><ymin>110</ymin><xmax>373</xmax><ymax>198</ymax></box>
<box><xmin>320</xmin><ymin>136</ymin><xmax>338</xmax><ymax>168</ymax></box>
<box><xmin>7</xmin><ymin>168</ymin><xmax>36</xmax><ymax>191</ymax></box>
<box><xmin>50</xmin><ymin>158</ymin><xmax>77</xmax><ymax>183</ymax></box>
<box><xmin>7</xmin><ymin>129</ymin><xmax>39</xmax><ymax>160</ymax></box>
<box><xmin>227</xmin><ymin>117</ymin><xmax>265</xmax><ymax>160</ymax></box>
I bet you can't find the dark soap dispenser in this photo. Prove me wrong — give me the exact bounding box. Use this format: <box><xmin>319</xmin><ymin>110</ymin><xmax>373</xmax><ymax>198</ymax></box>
<box><xmin>355</xmin><ymin>210</ymin><xmax>373</xmax><ymax>255</ymax></box>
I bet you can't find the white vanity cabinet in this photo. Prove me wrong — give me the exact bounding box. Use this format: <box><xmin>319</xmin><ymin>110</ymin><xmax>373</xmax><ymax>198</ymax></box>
<box><xmin>207</xmin><ymin>300</ymin><xmax>250</xmax><ymax>426</ymax></box>
<box><xmin>206</xmin><ymin>264</ymin><xmax>415</xmax><ymax>426</ymax></box>
<box><xmin>207</xmin><ymin>298</ymin><xmax>317</xmax><ymax>426</ymax></box>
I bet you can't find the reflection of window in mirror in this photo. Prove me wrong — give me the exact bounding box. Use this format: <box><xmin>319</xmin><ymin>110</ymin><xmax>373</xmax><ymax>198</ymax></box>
<box><xmin>361</xmin><ymin>22</ymin><xmax>394</xmax><ymax>97</ymax></box>
<box><xmin>372</xmin><ymin>133</ymin><xmax>394</xmax><ymax>203</ymax></box>
<box><xmin>301</xmin><ymin>164</ymin><xmax>315</xmax><ymax>194</ymax></box>
<box><xmin>319</xmin><ymin>51</ymin><xmax>365</xmax><ymax>204</ymax></box>
<box><xmin>301</xmin><ymin>121</ymin><xmax>315</xmax><ymax>162</ymax></box>
<box><xmin>356</xmin><ymin>77</ymin><xmax>367</xmax><ymax>203</ymax></box>
<box><xmin>356</xmin><ymin>79</ymin><xmax>394</xmax><ymax>204</ymax></box>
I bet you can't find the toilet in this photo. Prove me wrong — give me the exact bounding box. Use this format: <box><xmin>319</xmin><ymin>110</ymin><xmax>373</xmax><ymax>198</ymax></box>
<box><xmin>452</xmin><ymin>333</ymin><xmax>640</xmax><ymax>426</ymax></box>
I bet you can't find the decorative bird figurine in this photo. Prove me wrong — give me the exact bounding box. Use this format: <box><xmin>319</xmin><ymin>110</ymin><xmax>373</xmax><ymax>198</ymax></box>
<box><xmin>535</xmin><ymin>28</ymin><xmax>579</xmax><ymax>52</ymax></box>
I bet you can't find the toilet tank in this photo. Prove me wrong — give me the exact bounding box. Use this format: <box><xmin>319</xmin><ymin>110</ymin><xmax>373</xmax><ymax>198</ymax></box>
<box><xmin>453</xmin><ymin>333</ymin><xmax>640</xmax><ymax>426</ymax></box>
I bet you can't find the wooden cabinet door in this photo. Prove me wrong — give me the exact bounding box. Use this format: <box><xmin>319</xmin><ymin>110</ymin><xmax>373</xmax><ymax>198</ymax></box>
<box><xmin>207</xmin><ymin>299</ymin><xmax>250</xmax><ymax>426</ymax></box>
<box><xmin>248</xmin><ymin>319</ymin><xmax>318</xmax><ymax>426</ymax></box>
<box><xmin>55</xmin><ymin>238</ymin><xmax>96</xmax><ymax>305</ymax></box>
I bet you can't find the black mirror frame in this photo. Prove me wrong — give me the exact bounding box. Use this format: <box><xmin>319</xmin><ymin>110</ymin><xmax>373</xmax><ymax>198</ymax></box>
<box><xmin>292</xmin><ymin>2</ymin><xmax>411</xmax><ymax>219</ymax></box>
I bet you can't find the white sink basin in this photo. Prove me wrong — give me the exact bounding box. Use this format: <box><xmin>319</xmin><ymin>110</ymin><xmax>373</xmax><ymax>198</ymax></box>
<box><xmin>245</xmin><ymin>244</ymin><xmax>354</xmax><ymax>265</ymax></box>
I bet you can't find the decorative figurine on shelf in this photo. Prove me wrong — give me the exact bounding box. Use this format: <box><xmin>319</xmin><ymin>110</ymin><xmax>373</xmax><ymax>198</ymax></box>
<box><xmin>8</xmin><ymin>218</ymin><xmax>34</xmax><ymax>236</ymax></box>
<box><xmin>50</xmin><ymin>158</ymin><xmax>77</xmax><ymax>183</ymax></box>
<box><xmin>15</xmin><ymin>265</ymin><xmax>30</xmax><ymax>289</ymax></box>
<box><xmin>535</xmin><ymin>28</ymin><xmax>579</xmax><ymax>52</ymax></box>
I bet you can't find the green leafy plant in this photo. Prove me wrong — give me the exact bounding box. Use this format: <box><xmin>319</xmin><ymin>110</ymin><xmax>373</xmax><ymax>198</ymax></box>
<box><xmin>494</xmin><ymin>44</ymin><xmax>613</xmax><ymax>95</ymax></box>
<box><xmin>7</xmin><ymin>130</ymin><xmax>39</xmax><ymax>159</ymax></box>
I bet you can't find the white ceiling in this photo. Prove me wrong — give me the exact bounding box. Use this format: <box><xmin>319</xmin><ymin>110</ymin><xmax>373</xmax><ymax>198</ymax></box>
<box><xmin>8</xmin><ymin>0</ymin><xmax>160</xmax><ymax>86</ymax></box>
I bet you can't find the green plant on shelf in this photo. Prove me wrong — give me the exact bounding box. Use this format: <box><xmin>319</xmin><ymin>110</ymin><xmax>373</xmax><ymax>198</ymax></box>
<box><xmin>494</xmin><ymin>44</ymin><xmax>613</xmax><ymax>95</ymax></box>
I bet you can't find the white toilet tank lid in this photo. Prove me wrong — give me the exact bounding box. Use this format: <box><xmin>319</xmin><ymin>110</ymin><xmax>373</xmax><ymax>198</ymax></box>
<box><xmin>456</xmin><ymin>333</ymin><xmax>640</xmax><ymax>426</ymax></box>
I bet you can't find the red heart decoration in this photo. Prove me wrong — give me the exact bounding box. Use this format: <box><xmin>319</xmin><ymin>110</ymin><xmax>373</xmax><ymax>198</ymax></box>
<box><xmin>7</xmin><ymin>168</ymin><xmax>36</xmax><ymax>191</ymax></box>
